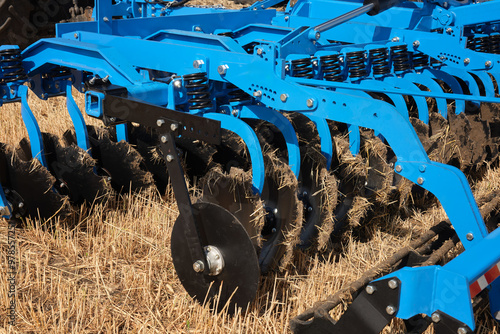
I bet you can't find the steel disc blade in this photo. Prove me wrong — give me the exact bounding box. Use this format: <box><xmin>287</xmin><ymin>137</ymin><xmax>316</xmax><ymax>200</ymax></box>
<box><xmin>65</xmin><ymin>126</ymin><xmax>155</xmax><ymax>193</ymax></box>
<box><xmin>171</xmin><ymin>202</ymin><xmax>260</xmax><ymax>312</ymax></box>
<box><xmin>0</xmin><ymin>143</ymin><xmax>69</xmax><ymax>220</ymax></box>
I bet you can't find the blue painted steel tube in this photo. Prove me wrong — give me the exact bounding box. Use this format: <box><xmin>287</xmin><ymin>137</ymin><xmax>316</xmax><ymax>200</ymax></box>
<box><xmin>239</xmin><ymin>105</ymin><xmax>301</xmax><ymax>179</ymax></box>
<box><xmin>19</xmin><ymin>85</ymin><xmax>47</xmax><ymax>167</ymax></box>
<box><xmin>203</xmin><ymin>112</ymin><xmax>266</xmax><ymax>194</ymax></box>
<box><xmin>66</xmin><ymin>81</ymin><xmax>90</xmax><ymax>152</ymax></box>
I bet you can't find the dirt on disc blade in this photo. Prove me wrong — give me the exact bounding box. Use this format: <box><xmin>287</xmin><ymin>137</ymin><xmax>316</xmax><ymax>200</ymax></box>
<box><xmin>65</xmin><ymin>126</ymin><xmax>155</xmax><ymax>193</ymax></box>
<box><xmin>0</xmin><ymin>143</ymin><xmax>69</xmax><ymax>220</ymax></box>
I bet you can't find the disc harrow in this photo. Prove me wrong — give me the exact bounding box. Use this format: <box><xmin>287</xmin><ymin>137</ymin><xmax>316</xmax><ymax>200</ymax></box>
<box><xmin>2</xmin><ymin>0</ymin><xmax>500</xmax><ymax>331</ymax></box>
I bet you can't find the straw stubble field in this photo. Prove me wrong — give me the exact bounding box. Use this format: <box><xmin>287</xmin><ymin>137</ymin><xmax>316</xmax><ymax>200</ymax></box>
<box><xmin>1</xmin><ymin>4</ymin><xmax>500</xmax><ymax>333</ymax></box>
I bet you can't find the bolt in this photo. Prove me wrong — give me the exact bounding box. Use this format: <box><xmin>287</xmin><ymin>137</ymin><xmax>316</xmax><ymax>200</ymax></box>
<box><xmin>307</xmin><ymin>206</ymin><xmax>313</xmax><ymax>212</ymax></box>
<box><xmin>280</xmin><ymin>94</ymin><xmax>288</xmax><ymax>102</ymax></box>
<box><xmin>312</xmin><ymin>60</ymin><xmax>318</xmax><ymax>67</ymax></box>
<box><xmin>284</xmin><ymin>16</ymin><xmax>289</xmax><ymax>21</ymax></box>
<box><xmin>464</xmin><ymin>58</ymin><xmax>470</xmax><ymax>65</ymax></box>
<box><xmin>256</xmin><ymin>48</ymin><xmax>263</xmax><ymax>55</ymax></box>
<box><xmin>10</xmin><ymin>89</ymin><xmax>15</xmax><ymax>95</ymax></box>
<box><xmin>215</xmin><ymin>254</ymin><xmax>220</xmax><ymax>260</ymax></box>
<box><xmin>42</xmin><ymin>93</ymin><xmax>48</xmax><ymax>99</ymax></box>
<box><xmin>395</xmin><ymin>165</ymin><xmax>403</xmax><ymax>173</ymax></box>
<box><xmin>466</xmin><ymin>232</ymin><xmax>474</xmax><ymax>241</ymax></box>
<box><xmin>109</xmin><ymin>117</ymin><xmax>117</xmax><ymax>122</ymax></box>
<box><xmin>193</xmin><ymin>60</ymin><xmax>204</xmax><ymax>69</ymax></box>
<box><xmin>386</xmin><ymin>305</ymin><xmax>396</xmax><ymax>315</ymax></box>
<box><xmin>157</xmin><ymin>119</ymin><xmax>165</xmax><ymax>127</ymax></box>
<box><xmin>103</xmin><ymin>75</ymin><xmax>110</xmax><ymax>83</ymax></box>
<box><xmin>231</xmin><ymin>109</ymin><xmax>238</xmax><ymax>116</ymax></box>
<box><xmin>392</xmin><ymin>37</ymin><xmax>400</xmax><ymax>42</ymax></box>
<box><xmin>89</xmin><ymin>77</ymin><xmax>97</xmax><ymax>85</ymax></box>
<box><xmin>166</xmin><ymin>154</ymin><xmax>174</xmax><ymax>162</ymax></box>
<box><xmin>366</xmin><ymin>285</ymin><xmax>376</xmax><ymax>294</ymax></box>
<box><xmin>388</xmin><ymin>279</ymin><xmax>398</xmax><ymax>289</ymax></box>
<box><xmin>443</xmin><ymin>1</ymin><xmax>448</xmax><ymax>6</ymax></box>
<box><xmin>271</xmin><ymin>228</ymin><xmax>277</xmax><ymax>233</ymax></box>
<box><xmin>486</xmin><ymin>60</ymin><xmax>492</xmax><ymax>68</ymax></box>
<box><xmin>306</xmin><ymin>98</ymin><xmax>315</xmax><ymax>108</ymax></box>
<box><xmin>446</xmin><ymin>27</ymin><xmax>453</xmax><ymax>34</ymax></box>
<box><xmin>417</xmin><ymin>177</ymin><xmax>424</xmax><ymax>185</ymax></box>
<box><xmin>315</xmin><ymin>32</ymin><xmax>321</xmax><ymax>40</ymax></box>
<box><xmin>103</xmin><ymin>16</ymin><xmax>109</xmax><ymax>22</ymax></box>
<box><xmin>194</xmin><ymin>26</ymin><xmax>202</xmax><ymax>31</ymax></box>
<box><xmin>206</xmin><ymin>246</ymin><xmax>212</xmax><ymax>252</ymax></box>
<box><xmin>74</xmin><ymin>33</ymin><xmax>78</xmax><ymax>39</ymax></box>
<box><xmin>440</xmin><ymin>55</ymin><xmax>446</xmax><ymax>60</ymax></box>
<box><xmin>457</xmin><ymin>328</ymin><xmax>468</xmax><ymax>334</ymax></box>
<box><xmin>161</xmin><ymin>136</ymin><xmax>168</xmax><ymax>143</ymax></box>
<box><xmin>413</xmin><ymin>40</ymin><xmax>420</xmax><ymax>47</ymax></box>
<box><xmin>285</xmin><ymin>64</ymin><xmax>290</xmax><ymax>71</ymax></box>
<box><xmin>193</xmin><ymin>260</ymin><xmax>205</xmax><ymax>273</ymax></box>
<box><xmin>18</xmin><ymin>202</ymin><xmax>24</xmax><ymax>209</ymax></box>
<box><xmin>253</xmin><ymin>90</ymin><xmax>262</xmax><ymax>98</ymax></box>
<box><xmin>495</xmin><ymin>311</ymin><xmax>500</xmax><ymax>320</ymax></box>
<box><xmin>173</xmin><ymin>80</ymin><xmax>182</xmax><ymax>88</ymax></box>
<box><xmin>431</xmin><ymin>312</ymin><xmax>441</xmax><ymax>323</ymax></box>
<box><xmin>419</xmin><ymin>165</ymin><xmax>426</xmax><ymax>172</ymax></box>
<box><xmin>217</xmin><ymin>64</ymin><xmax>229</xmax><ymax>75</ymax></box>
<box><xmin>273</xmin><ymin>208</ymin><xmax>278</xmax><ymax>215</ymax></box>
<box><xmin>170</xmin><ymin>123</ymin><xmax>178</xmax><ymax>131</ymax></box>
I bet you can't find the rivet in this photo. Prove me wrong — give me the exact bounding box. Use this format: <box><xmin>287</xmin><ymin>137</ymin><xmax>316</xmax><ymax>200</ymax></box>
<box><xmin>166</xmin><ymin>154</ymin><xmax>174</xmax><ymax>162</ymax></box>
<box><xmin>486</xmin><ymin>60</ymin><xmax>492</xmax><ymax>68</ymax></box>
<box><xmin>464</xmin><ymin>58</ymin><xmax>470</xmax><ymax>65</ymax></box>
<box><xmin>413</xmin><ymin>40</ymin><xmax>420</xmax><ymax>47</ymax></box>
<box><xmin>466</xmin><ymin>233</ymin><xmax>474</xmax><ymax>241</ymax></box>
<box><xmin>392</xmin><ymin>37</ymin><xmax>400</xmax><ymax>42</ymax></box>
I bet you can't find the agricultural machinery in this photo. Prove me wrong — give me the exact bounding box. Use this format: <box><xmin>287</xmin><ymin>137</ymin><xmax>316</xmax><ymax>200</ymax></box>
<box><xmin>1</xmin><ymin>0</ymin><xmax>500</xmax><ymax>332</ymax></box>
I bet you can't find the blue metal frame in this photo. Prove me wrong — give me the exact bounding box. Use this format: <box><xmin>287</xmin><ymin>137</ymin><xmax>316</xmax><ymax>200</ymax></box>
<box><xmin>2</xmin><ymin>0</ymin><xmax>500</xmax><ymax>329</ymax></box>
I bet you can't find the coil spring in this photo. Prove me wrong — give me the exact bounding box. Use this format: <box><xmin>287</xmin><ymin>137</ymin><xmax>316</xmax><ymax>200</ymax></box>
<box><xmin>346</xmin><ymin>51</ymin><xmax>367</xmax><ymax>79</ymax></box>
<box><xmin>468</xmin><ymin>36</ymin><xmax>489</xmax><ymax>53</ymax></box>
<box><xmin>0</xmin><ymin>49</ymin><xmax>27</xmax><ymax>84</ymax></box>
<box><xmin>369</xmin><ymin>48</ymin><xmax>390</xmax><ymax>76</ymax></box>
<box><xmin>227</xmin><ymin>84</ymin><xmax>251</xmax><ymax>102</ymax></box>
<box><xmin>412</xmin><ymin>52</ymin><xmax>430</xmax><ymax>69</ymax></box>
<box><xmin>291</xmin><ymin>58</ymin><xmax>314</xmax><ymax>79</ymax></box>
<box><xmin>320</xmin><ymin>54</ymin><xmax>343</xmax><ymax>82</ymax></box>
<box><xmin>391</xmin><ymin>45</ymin><xmax>411</xmax><ymax>73</ymax></box>
<box><xmin>183</xmin><ymin>72</ymin><xmax>212</xmax><ymax>110</ymax></box>
<box><xmin>491</xmin><ymin>34</ymin><xmax>500</xmax><ymax>54</ymax></box>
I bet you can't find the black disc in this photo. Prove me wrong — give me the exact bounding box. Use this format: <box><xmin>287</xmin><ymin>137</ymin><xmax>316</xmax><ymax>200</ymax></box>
<box><xmin>171</xmin><ymin>202</ymin><xmax>260</xmax><ymax>312</ymax></box>
<box><xmin>0</xmin><ymin>143</ymin><xmax>69</xmax><ymax>220</ymax></box>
